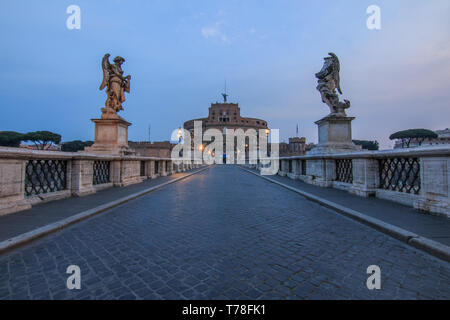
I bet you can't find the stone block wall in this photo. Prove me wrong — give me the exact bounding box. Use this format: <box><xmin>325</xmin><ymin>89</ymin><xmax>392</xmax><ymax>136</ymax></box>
<box><xmin>267</xmin><ymin>146</ymin><xmax>450</xmax><ymax>216</ymax></box>
<box><xmin>0</xmin><ymin>147</ymin><xmax>196</xmax><ymax>216</ymax></box>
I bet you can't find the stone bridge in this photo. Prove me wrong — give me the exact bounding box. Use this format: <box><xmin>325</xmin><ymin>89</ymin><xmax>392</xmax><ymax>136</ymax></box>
<box><xmin>0</xmin><ymin>147</ymin><xmax>449</xmax><ymax>300</ymax></box>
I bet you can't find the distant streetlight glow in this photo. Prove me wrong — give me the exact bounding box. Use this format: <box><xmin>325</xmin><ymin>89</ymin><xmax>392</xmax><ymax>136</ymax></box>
<box><xmin>177</xmin><ymin>127</ymin><xmax>182</xmax><ymax>143</ymax></box>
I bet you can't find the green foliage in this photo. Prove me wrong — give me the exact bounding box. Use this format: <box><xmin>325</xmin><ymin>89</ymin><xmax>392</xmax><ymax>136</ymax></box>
<box><xmin>61</xmin><ymin>140</ymin><xmax>94</xmax><ymax>152</ymax></box>
<box><xmin>0</xmin><ymin>131</ymin><xmax>25</xmax><ymax>147</ymax></box>
<box><xmin>389</xmin><ymin>129</ymin><xmax>438</xmax><ymax>148</ymax></box>
<box><xmin>389</xmin><ymin>129</ymin><xmax>438</xmax><ymax>140</ymax></box>
<box><xmin>353</xmin><ymin>140</ymin><xmax>379</xmax><ymax>151</ymax></box>
<box><xmin>23</xmin><ymin>131</ymin><xmax>62</xmax><ymax>150</ymax></box>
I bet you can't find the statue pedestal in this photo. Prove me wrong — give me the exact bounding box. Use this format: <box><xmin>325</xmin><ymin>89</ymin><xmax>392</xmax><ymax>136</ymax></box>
<box><xmin>308</xmin><ymin>115</ymin><xmax>360</xmax><ymax>155</ymax></box>
<box><xmin>84</xmin><ymin>117</ymin><xmax>135</xmax><ymax>156</ymax></box>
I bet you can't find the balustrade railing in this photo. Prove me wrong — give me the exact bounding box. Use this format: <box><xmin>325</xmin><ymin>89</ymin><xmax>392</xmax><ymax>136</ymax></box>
<box><xmin>25</xmin><ymin>160</ymin><xmax>68</xmax><ymax>196</ymax></box>
<box><xmin>379</xmin><ymin>157</ymin><xmax>420</xmax><ymax>194</ymax></box>
<box><xmin>301</xmin><ymin>160</ymin><xmax>306</xmax><ymax>175</ymax></box>
<box><xmin>140</xmin><ymin>161</ymin><xmax>146</xmax><ymax>177</ymax></box>
<box><xmin>93</xmin><ymin>160</ymin><xmax>111</xmax><ymax>185</ymax></box>
<box><xmin>335</xmin><ymin>159</ymin><xmax>353</xmax><ymax>184</ymax></box>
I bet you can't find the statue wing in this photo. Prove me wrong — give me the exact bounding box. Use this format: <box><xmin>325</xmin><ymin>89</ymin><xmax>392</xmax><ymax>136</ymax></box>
<box><xmin>124</xmin><ymin>76</ymin><xmax>131</xmax><ymax>93</ymax></box>
<box><xmin>335</xmin><ymin>69</ymin><xmax>342</xmax><ymax>95</ymax></box>
<box><xmin>99</xmin><ymin>54</ymin><xmax>111</xmax><ymax>91</ymax></box>
<box><xmin>328</xmin><ymin>52</ymin><xmax>342</xmax><ymax>94</ymax></box>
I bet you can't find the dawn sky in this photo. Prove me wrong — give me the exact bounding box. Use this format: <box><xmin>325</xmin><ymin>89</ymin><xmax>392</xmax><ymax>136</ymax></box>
<box><xmin>1</xmin><ymin>0</ymin><xmax>449</xmax><ymax>149</ymax></box>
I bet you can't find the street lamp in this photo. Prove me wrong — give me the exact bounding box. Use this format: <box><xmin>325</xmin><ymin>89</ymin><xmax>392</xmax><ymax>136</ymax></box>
<box><xmin>177</xmin><ymin>127</ymin><xmax>182</xmax><ymax>143</ymax></box>
<box><xmin>177</xmin><ymin>127</ymin><xmax>183</xmax><ymax>158</ymax></box>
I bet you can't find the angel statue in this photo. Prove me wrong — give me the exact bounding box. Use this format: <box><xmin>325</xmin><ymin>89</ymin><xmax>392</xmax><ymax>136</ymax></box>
<box><xmin>99</xmin><ymin>53</ymin><xmax>131</xmax><ymax>117</ymax></box>
<box><xmin>315</xmin><ymin>52</ymin><xmax>350</xmax><ymax>116</ymax></box>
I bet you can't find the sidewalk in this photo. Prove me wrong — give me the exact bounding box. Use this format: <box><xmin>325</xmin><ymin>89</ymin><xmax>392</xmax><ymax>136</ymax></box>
<box><xmin>242</xmin><ymin>167</ymin><xmax>450</xmax><ymax>247</ymax></box>
<box><xmin>0</xmin><ymin>168</ymin><xmax>207</xmax><ymax>243</ymax></box>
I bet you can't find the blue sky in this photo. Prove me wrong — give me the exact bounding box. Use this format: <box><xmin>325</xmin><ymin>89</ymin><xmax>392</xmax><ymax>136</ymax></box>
<box><xmin>1</xmin><ymin>0</ymin><xmax>449</xmax><ymax>149</ymax></box>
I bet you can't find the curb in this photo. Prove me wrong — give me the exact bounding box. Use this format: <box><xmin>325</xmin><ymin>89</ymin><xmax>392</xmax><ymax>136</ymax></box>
<box><xmin>239</xmin><ymin>167</ymin><xmax>450</xmax><ymax>263</ymax></box>
<box><xmin>0</xmin><ymin>167</ymin><xmax>209</xmax><ymax>254</ymax></box>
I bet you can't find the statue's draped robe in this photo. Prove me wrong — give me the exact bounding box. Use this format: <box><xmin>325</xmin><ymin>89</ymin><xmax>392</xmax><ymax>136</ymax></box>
<box><xmin>108</xmin><ymin>64</ymin><xmax>126</xmax><ymax>111</ymax></box>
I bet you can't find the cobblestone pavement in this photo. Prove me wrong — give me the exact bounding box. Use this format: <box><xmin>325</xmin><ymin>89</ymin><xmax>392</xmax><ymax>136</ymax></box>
<box><xmin>0</xmin><ymin>166</ymin><xmax>449</xmax><ymax>300</ymax></box>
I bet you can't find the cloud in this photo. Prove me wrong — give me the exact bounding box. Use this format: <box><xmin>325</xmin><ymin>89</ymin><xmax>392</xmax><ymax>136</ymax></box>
<box><xmin>201</xmin><ymin>21</ymin><xmax>229</xmax><ymax>43</ymax></box>
<box><xmin>201</xmin><ymin>26</ymin><xmax>219</xmax><ymax>38</ymax></box>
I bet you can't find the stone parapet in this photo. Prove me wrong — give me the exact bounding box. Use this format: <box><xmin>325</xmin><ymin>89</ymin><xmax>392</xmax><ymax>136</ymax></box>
<box><xmin>0</xmin><ymin>147</ymin><xmax>176</xmax><ymax>216</ymax></box>
<box><xmin>269</xmin><ymin>146</ymin><xmax>450</xmax><ymax>216</ymax></box>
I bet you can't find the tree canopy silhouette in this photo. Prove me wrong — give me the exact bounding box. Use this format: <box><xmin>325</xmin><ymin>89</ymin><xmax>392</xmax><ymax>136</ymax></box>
<box><xmin>24</xmin><ymin>131</ymin><xmax>62</xmax><ymax>150</ymax></box>
<box><xmin>389</xmin><ymin>129</ymin><xmax>438</xmax><ymax>148</ymax></box>
<box><xmin>0</xmin><ymin>131</ymin><xmax>25</xmax><ymax>147</ymax></box>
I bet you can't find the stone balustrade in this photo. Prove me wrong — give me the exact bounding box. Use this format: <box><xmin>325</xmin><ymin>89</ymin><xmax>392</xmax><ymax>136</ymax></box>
<box><xmin>0</xmin><ymin>147</ymin><xmax>201</xmax><ymax>216</ymax></box>
<box><xmin>252</xmin><ymin>146</ymin><xmax>450</xmax><ymax>217</ymax></box>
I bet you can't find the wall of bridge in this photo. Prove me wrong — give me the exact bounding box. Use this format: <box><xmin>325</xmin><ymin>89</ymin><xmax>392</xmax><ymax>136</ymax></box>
<box><xmin>252</xmin><ymin>146</ymin><xmax>450</xmax><ymax>217</ymax></box>
<box><xmin>0</xmin><ymin>147</ymin><xmax>202</xmax><ymax>216</ymax></box>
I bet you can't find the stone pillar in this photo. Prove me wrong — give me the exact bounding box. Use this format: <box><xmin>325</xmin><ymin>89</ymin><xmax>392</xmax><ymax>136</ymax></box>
<box><xmin>149</xmin><ymin>160</ymin><xmax>157</xmax><ymax>179</ymax></box>
<box><xmin>350</xmin><ymin>158</ymin><xmax>379</xmax><ymax>197</ymax></box>
<box><xmin>145</xmin><ymin>161</ymin><xmax>153</xmax><ymax>178</ymax></box>
<box><xmin>110</xmin><ymin>160</ymin><xmax>122</xmax><ymax>187</ymax></box>
<box><xmin>415</xmin><ymin>157</ymin><xmax>450</xmax><ymax>216</ymax></box>
<box><xmin>298</xmin><ymin>159</ymin><xmax>306</xmax><ymax>177</ymax></box>
<box><xmin>288</xmin><ymin>160</ymin><xmax>300</xmax><ymax>180</ymax></box>
<box><xmin>308</xmin><ymin>115</ymin><xmax>360</xmax><ymax>155</ymax></box>
<box><xmin>160</xmin><ymin>161</ymin><xmax>168</xmax><ymax>177</ymax></box>
<box><xmin>167</xmin><ymin>161</ymin><xmax>173</xmax><ymax>175</ymax></box>
<box><xmin>119</xmin><ymin>160</ymin><xmax>142</xmax><ymax>186</ymax></box>
<box><xmin>304</xmin><ymin>159</ymin><xmax>327</xmax><ymax>186</ymax></box>
<box><xmin>71</xmin><ymin>159</ymin><xmax>96</xmax><ymax>196</ymax></box>
<box><xmin>278</xmin><ymin>160</ymin><xmax>287</xmax><ymax>177</ymax></box>
<box><xmin>85</xmin><ymin>118</ymin><xmax>134</xmax><ymax>156</ymax></box>
<box><xmin>324</xmin><ymin>159</ymin><xmax>336</xmax><ymax>187</ymax></box>
<box><xmin>0</xmin><ymin>159</ymin><xmax>31</xmax><ymax>215</ymax></box>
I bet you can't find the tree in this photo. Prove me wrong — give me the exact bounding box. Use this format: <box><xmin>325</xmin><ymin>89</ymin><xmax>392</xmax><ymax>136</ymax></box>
<box><xmin>0</xmin><ymin>131</ymin><xmax>25</xmax><ymax>147</ymax></box>
<box><xmin>61</xmin><ymin>140</ymin><xmax>94</xmax><ymax>152</ymax></box>
<box><xmin>353</xmin><ymin>140</ymin><xmax>379</xmax><ymax>151</ymax></box>
<box><xmin>24</xmin><ymin>131</ymin><xmax>62</xmax><ymax>150</ymax></box>
<box><xmin>389</xmin><ymin>129</ymin><xmax>438</xmax><ymax>148</ymax></box>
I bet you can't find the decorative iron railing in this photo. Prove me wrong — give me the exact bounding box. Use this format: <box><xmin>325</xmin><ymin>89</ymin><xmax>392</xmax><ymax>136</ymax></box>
<box><xmin>25</xmin><ymin>160</ymin><xmax>68</xmax><ymax>196</ymax></box>
<box><xmin>301</xmin><ymin>160</ymin><xmax>307</xmax><ymax>175</ymax></box>
<box><xmin>335</xmin><ymin>159</ymin><xmax>353</xmax><ymax>184</ymax></box>
<box><xmin>154</xmin><ymin>161</ymin><xmax>159</xmax><ymax>174</ymax></box>
<box><xmin>93</xmin><ymin>161</ymin><xmax>110</xmax><ymax>185</ymax></box>
<box><xmin>379</xmin><ymin>157</ymin><xmax>420</xmax><ymax>194</ymax></box>
<box><xmin>140</xmin><ymin>161</ymin><xmax>146</xmax><ymax>176</ymax></box>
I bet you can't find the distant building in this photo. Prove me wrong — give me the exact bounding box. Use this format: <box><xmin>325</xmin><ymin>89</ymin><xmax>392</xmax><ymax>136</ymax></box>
<box><xmin>393</xmin><ymin>128</ymin><xmax>450</xmax><ymax>149</ymax></box>
<box><xmin>19</xmin><ymin>144</ymin><xmax>61</xmax><ymax>151</ymax></box>
<box><xmin>129</xmin><ymin>141</ymin><xmax>174</xmax><ymax>158</ymax></box>
<box><xmin>277</xmin><ymin>137</ymin><xmax>310</xmax><ymax>157</ymax></box>
<box><xmin>184</xmin><ymin>95</ymin><xmax>269</xmax><ymax>162</ymax></box>
<box><xmin>184</xmin><ymin>98</ymin><xmax>268</xmax><ymax>134</ymax></box>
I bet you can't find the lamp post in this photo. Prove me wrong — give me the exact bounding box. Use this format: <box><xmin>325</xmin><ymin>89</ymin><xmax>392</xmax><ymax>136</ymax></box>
<box><xmin>177</xmin><ymin>127</ymin><xmax>182</xmax><ymax>143</ymax></box>
<box><xmin>177</xmin><ymin>127</ymin><xmax>183</xmax><ymax>160</ymax></box>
